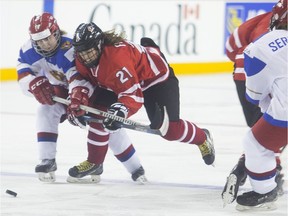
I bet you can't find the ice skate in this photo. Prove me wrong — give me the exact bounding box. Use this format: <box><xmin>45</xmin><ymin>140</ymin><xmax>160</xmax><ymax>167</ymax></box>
<box><xmin>275</xmin><ymin>164</ymin><xmax>284</xmax><ymax>196</ymax></box>
<box><xmin>197</xmin><ymin>129</ymin><xmax>215</xmax><ymax>166</ymax></box>
<box><xmin>236</xmin><ymin>187</ymin><xmax>278</xmax><ymax>211</ymax></box>
<box><xmin>35</xmin><ymin>159</ymin><xmax>57</xmax><ymax>183</ymax></box>
<box><xmin>131</xmin><ymin>166</ymin><xmax>148</xmax><ymax>184</ymax></box>
<box><xmin>67</xmin><ymin>160</ymin><xmax>103</xmax><ymax>183</ymax></box>
<box><xmin>222</xmin><ymin>155</ymin><xmax>247</xmax><ymax>207</ymax></box>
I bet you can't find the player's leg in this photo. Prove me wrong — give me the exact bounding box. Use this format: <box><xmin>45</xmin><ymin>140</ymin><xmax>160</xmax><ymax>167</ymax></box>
<box><xmin>67</xmin><ymin>121</ymin><xmax>107</xmax><ymax>183</ymax></box>
<box><xmin>35</xmin><ymin>102</ymin><xmax>66</xmax><ymax>182</ymax></box>
<box><xmin>222</xmin><ymin>154</ymin><xmax>247</xmax><ymax>206</ymax></box>
<box><xmin>236</xmin><ymin>130</ymin><xmax>278</xmax><ymax>211</ymax></box>
<box><xmin>108</xmin><ymin>129</ymin><xmax>147</xmax><ymax>184</ymax></box>
<box><xmin>222</xmin><ymin>79</ymin><xmax>263</xmax><ymax>204</ymax></box>
<box><xmin>143</xmin><ymin>68</ymin><xmax>215</xmax><ymax>165</ymax></box>
<box><xmin>234</xmin><ymin>80</ymin><xmax>262</xmax><ymax>127</ymax></box>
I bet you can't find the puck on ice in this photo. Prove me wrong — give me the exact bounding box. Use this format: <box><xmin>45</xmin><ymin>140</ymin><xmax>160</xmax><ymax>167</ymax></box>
<box><xmin>6</xmin><ymin>189</ymin><xmax>17</xmax><ymax>197</ymax></box>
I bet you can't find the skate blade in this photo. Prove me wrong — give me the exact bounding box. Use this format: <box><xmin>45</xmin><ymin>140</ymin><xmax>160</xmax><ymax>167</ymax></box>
<box><xmin>38</xmin><ymin>172</ymin><xmax>56</xmax><ymax>183</ymax></box>
<box><xmin>66</xmin><ymin>175</ymin><xmax>101</xmax><ymax>184</ymax></box>
<box><xmin>222</xmin><ymin>174</ymin><xmax>238</xmax><ymax>207</ymax></box>
<box><xmin>135</xmin><ymin>175</ymin><xmax>148</xmax><ymax>185</ymax></box>
<box><xmin>236</xmin><ymin>201</ymin><xmax>277</xmax><ymax>211</ymax></box>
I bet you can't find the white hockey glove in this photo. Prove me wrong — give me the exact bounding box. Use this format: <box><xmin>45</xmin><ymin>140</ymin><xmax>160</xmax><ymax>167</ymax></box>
<box><xmin>102</xmin><ymin>102</ymin><xmax>129</xmax><ymax>132</ymax></box>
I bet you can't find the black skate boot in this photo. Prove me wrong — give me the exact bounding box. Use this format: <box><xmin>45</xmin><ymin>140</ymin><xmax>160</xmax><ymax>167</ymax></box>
<box><xmin>236</xmin><ymin>187</ymin><xmax>278</xmax><ymax>211</ymax></box>
<box><xmin>67</xmin><ymin>160</ymin><xmax>103</xmax><ymax>183</ymax></box>
<box><xmin>35</xmin><ymin>159</ymin><xmax>57</xmax><ymax>182</ymax></box>
<box><xmin>131</xmin><ymin>166</ymin><xmax>148</xmax><ymax>184</ymax></box>
<box><xmin>275</xmin><ymin>164</ymin><xmax>284</xmax><ymax>196</ymax></box>
<box><xmin>222</xmin><ymin>155</ymin><xmax>247</xmax><ymax>206</ymax></box>
<box><xmin>197</xmin><ymin>129</ymin><xmax>215</xmax><ymax>165</ymax></box>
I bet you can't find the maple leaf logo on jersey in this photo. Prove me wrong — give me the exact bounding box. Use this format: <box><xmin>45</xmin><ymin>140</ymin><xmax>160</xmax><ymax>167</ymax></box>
<box><xmin>60</xmin><ymin>41</ymin><xmax>72</xmax><ymax>50</ymax></box>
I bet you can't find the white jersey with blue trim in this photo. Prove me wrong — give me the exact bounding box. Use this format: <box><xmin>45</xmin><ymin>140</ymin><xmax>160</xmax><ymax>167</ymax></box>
<box><xmin>17</xmin><ymin>35</ymin><xmax>94</xmax><ymax>97</ymax></box>
<box><xmin>243</xmin><ymin>29</ymin><xmax>288</xmax><ymax>126</ymax></box>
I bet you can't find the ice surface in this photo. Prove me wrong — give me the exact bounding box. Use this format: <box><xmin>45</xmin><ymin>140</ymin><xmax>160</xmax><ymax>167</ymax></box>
<box><xmin>1</xmin><ymin>74</ymin><xmax>287</xmax><ymax>216</ymax></box>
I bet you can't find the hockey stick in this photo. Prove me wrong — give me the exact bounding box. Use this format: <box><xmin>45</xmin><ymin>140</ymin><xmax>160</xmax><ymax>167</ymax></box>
<box><xmin>52</xmin><ymin>96</ymin><xmax>169</xmax><ymax>136</ymax></box>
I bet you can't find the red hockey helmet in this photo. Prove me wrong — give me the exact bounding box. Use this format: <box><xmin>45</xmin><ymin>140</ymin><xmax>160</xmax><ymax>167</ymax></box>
<box><xmin>29</xmin><ymin>12</ymin><xmax>61</xmax><ymax>57</ymax></box>
<box><xmin>270</xmin><ymin>0</ymin><xmax>288</xmax><ymax>30</ymax></box>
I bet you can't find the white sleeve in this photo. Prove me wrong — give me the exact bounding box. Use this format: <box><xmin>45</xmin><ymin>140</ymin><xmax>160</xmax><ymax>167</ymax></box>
<box><xmin>18</xmin><ymin>74</ymin><xmax>35</xmax><ymax>97</ymax></box>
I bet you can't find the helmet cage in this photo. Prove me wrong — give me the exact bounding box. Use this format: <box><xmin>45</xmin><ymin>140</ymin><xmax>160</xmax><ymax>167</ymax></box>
<box><xmin>31</xmin><ymin>30</ymin><xmax>61</xmax><ymax>57</ymax></box>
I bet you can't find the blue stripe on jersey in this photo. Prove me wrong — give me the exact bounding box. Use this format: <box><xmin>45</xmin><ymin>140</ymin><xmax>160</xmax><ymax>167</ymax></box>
<box><xmin>18</xmin><ymin>47</ymin><xmax>43</xmax><ymax>66</ymax></box>
<box><xmin>263</xmin><ymin>113</ymin><xmax>288</xmax><ymax>128</ymax></box>
<box><xmin>43</xmin><ymin>0</ymin><xmax>54</xmax><ymax>14</ymax></box>
<box><xmin>18</xmin><ymin>36</ymin><xmax>74</xmax><ymax>75</ymax></box>
<box><xmin>244</xmin><ymin>53</ymin><xmax>267</xmax><ymax>77</ymax></box>
<box><xmin>245</xmin><ymin>92</ymin><xmax>259</xmax><ymax>105</ymax></box>
<box><xmin>246</xmin><ymin>167</ymin><xmax>276</xmax><ymax>181</ymax></box>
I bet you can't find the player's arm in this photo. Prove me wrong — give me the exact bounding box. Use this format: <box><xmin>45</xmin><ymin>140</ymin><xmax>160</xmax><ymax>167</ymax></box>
<box><xmin>102</xmin><ymin>67</ymin><xmax>143</xmax><ymax>132</ymax></box>
<box><xmin>17</xmin><ymin>54</ymin><xmax>56</xmax><ymax>105</ymax></box>
<box><xmin>66</xmin><ymin>58</ymin><xmax>95</xmax><ymax>118</ymax></box>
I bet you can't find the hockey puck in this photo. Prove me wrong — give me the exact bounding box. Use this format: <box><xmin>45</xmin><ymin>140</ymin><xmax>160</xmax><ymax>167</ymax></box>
<box><xmin>6</xmin><ymin>189</ymin><xmax>17</xmax><ymax>197</ymax></box>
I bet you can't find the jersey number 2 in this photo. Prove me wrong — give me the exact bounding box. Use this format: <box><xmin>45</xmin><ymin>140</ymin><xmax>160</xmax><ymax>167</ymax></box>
<box><xmin>116</xmin><ymin>67</ymin><xmax>132</xmax><ymax>83</ymax></box>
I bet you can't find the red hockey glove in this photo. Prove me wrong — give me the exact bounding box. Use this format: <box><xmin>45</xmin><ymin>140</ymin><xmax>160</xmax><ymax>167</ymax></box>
<box><xmin>102</xmin><ymin>102</ymin><xmax>129</xmax><ymax>132</ymax></box>
<box><xmin>29</xmin><ymin>76</ymin><xmax>55</xmax><ymax>105</ymax></box>
<box><xmin>68</xmin><ymin>86</ymin><xmax>89</xmax><ymax>117</ymax></box>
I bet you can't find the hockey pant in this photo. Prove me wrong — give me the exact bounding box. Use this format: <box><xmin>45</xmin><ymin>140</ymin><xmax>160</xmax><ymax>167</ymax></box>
<box><xmin>143</xmin><ymin>68</ymin><xmax>206</xmax><ymax>145</ymax></box>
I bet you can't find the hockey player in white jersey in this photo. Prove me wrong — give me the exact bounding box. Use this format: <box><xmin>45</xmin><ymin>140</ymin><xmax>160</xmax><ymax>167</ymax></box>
<box><xmin>234</xmin><ymin>0</ymin><xmax>287</xmax><ymax>211</ymax></box>
<box><xmin>17</xmin><ymin>12</ymin><xmax>147</xmax><ymax>183</ymax></box>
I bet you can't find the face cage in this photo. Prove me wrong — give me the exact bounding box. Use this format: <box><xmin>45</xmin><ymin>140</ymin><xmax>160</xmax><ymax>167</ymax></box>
<box><xmin>32</xmin><ymin>30</ymin><xmax>61</xmax><ymax>57</ymax></box>
<box><xmin>75</xmin><ymin>45</ymin><xmax>102</xmax><ymax>68</ymax></box>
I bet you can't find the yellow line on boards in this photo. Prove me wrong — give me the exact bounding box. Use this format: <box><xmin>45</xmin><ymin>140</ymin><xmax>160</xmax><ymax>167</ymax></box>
<box><xmin>170</xmin><ymin>62</ymin><xmax>233</xmax><ymax>75</ymax></box>
<box><xmin>0</xmin><ymin>62</ymin><xmax>233</xmax><ymax>81</ymax></box>
<box><xmin>0</xmin><ymin>68</ymin><xmax>17</xmax><ymax>81</ymax></box>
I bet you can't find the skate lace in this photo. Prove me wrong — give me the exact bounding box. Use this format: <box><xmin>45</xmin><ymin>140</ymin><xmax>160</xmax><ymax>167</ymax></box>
<box><xmin>198</xmin><ymin>141</ymin><xmax>211</xmax><ymax>156</ymax></box>
<box><xmin>76</xmin><ymin>161</ymin><xmax>94</xmax><ymax>171</ymax></box>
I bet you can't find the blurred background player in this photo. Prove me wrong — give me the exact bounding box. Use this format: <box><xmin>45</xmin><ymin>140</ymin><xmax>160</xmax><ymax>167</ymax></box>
<box><xmin>222</xmin><ymin>0</ymin><xmax>285</xmax><ymax>205</ymax></box>
<box><xmin>223</xmin><ymin>0</ymin><xmax>287</xmax><ymax>210</ymax></box>
<box><xmin>67</xmin><ymin>22</ymin><xmax>215</xmax><ymax>173</ymax></box>
<box><xmin>17</xmin><ymin>12</ymin><xmax>146</xmax><ymax>183</ymax></box>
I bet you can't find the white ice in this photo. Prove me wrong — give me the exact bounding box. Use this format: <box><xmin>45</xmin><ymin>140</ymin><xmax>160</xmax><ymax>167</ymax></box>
<box><xmin>1</xmin><ymin>74</ymin><xmax>287</xmax><ymax>216</ymax></box>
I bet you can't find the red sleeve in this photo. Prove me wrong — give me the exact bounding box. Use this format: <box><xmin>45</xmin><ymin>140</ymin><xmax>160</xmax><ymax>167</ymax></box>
<box><xmin>226</xmin><ymin>12</ymin><xmax>271</xmax><ymax>62</ymax></box>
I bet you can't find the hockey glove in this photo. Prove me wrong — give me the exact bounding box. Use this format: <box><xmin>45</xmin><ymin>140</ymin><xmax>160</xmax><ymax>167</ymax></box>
<box><xmin>102</xmin><ymin>102</ymin><xmax>129</xmax><ymax>132</ymax></box>
<box><xmin>67</xmin><ymin>113</ymin><xmax>87</xmax><ymax>129</ymax></box>
<box><xmin>68</xmin><ymin>86</ymin><xmax>89</xmax><ymax>117</ymax></box>
<box><xmin>29</xmin><ymin>76</ymin><xmax>55</xmax><ymax>105</ymax></box>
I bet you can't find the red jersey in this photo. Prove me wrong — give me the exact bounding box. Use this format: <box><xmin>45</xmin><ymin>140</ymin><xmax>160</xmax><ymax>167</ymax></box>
<box><xmin>225</xmin><ymin>12</ymin><xmax>271</xmax><ymax>81</ymax></box>
<box><xmin>76</xmin><ymin>41</ymin><xmax>170</xmax><ymax>116</ymax></box>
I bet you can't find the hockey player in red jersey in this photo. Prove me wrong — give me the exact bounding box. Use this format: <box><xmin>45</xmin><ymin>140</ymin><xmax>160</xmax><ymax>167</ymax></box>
<box><xmin>222</xmin><ymin>0</ymin><xmax>286</xmax><ymax>208</ymax></box>
<box><xmin>17</xmin><ymin>12</ymin><xmax>147</xmax><ymax>183</ymax></box>
<box><xmin>67</xmin><ymin>23</ymin><xmax>215</xmax><ymax>172</ymax></box>
<box><xmin>226</xmin><ymin>12</ymin><xmax>271</xmax><ymax>127</ymax></box>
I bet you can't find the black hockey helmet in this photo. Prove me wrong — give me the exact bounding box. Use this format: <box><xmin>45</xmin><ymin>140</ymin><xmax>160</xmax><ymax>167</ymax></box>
<box><xmin>73</xmin><ymin>22</ymin><xmax>104</xmax><ymax>67</ymax></box>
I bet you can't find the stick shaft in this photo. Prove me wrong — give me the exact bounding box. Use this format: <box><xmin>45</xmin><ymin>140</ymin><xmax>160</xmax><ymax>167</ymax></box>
<box><xmin>53</xmin><ymin>96</ymin><xmax>163</xmax><ymax>135</ymax></box>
